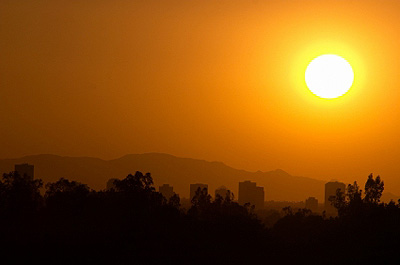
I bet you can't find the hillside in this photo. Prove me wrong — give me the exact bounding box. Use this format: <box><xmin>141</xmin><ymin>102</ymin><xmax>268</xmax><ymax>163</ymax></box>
<box><xmin>0</xmin><ymin>153</ymin><xmax>326</xmax><ymax>201</ymax></box>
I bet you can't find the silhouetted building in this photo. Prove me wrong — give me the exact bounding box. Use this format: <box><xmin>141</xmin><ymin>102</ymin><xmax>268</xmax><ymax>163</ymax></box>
<box><xmin>215</xmin><ymin>186</ymin><xmax>229</xmax><ymax>199</ymax></box>
<box><xmin>305</xmin><ymin>197</ymin><xmax>318</xmax><ymax>212</ymax></box>
<box><xmin>15</xmin><ymin>163</ymin><xmax>34</xmax><ymax>179</ymax></box>
<box><xmin>190</xmin><ymin>183</ymin><xmax>208</xmax><ymax>200</ymax></box>
<box><xmin>159</xmin><ymin>184</ymin><xmax>174</xmax><ymax>200</ymax></box>
<box><xmin>106</xmin><ymin>178</ymin><xmax>119</xmax><ymax>190</ymax></box>
<box><xmin>325</xmin><ymin>181</ymin><xmax>346</xmax><ymax>213</ymax></box>
<box><xmin>238</xmin><ymin>181</ymin><xmax>264</xmax><ymax>209</ymax></box>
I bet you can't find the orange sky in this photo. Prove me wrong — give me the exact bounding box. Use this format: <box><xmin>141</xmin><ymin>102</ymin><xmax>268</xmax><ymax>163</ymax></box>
<box><xmin>2</xmin><ymin>0</ymin><xmax>400</xmax><ymax>193</ymax></box>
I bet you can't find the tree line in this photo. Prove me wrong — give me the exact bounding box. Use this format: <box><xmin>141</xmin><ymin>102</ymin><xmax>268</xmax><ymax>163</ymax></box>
<box><xmin>1</xmin><ymin>171</ymin><xmax>400</xmax><ymax>264</ymax></box>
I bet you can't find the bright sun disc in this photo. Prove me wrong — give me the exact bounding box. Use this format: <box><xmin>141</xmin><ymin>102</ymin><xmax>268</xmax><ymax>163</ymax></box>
<box><xmin>305</xmin><ymin>54</ymin><xmax>354</xmax><ymax>99</ymax></box>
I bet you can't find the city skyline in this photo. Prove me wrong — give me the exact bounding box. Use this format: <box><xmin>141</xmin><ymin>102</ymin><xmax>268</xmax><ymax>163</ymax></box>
<box><xmin>9</xmin><ymin>162</ymin><xmax>385</xmax><ymax>216</ymax></box>
<box><xmin>0</xmin><ymin>152</ymin><xmax>373</xmax><ymax>202</ymax></box>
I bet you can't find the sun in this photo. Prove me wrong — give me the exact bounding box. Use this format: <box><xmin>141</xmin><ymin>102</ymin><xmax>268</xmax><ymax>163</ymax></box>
<box><xmin>305</xmin><ymin>54</ymin><xmax>354</xmax><ymax>99</ymax></box>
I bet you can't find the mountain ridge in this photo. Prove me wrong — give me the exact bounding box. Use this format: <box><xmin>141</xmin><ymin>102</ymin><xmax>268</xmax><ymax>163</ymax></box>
<box><xmin>0</xmin><ymin>152</ymin><xmax>358</xmax><ymax>202</ymax></box>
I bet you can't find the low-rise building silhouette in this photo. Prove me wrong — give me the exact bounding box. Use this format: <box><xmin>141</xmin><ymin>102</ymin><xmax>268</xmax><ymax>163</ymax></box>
<box><xmin>238</xmin><ymin>181</ymin><xmax>264</xmax><ymax>209</ymax></box>
<box><xmin>305</xmin><ymin>196</ymin><xmax>318</xmax><ymax>212</ymax></box>
<box><xmin>190</xmin><ymin>183</ymin><xmax>208</xmax><ymax>200</ymax></box>
<box><xmin>15</xmin><ymin>163</ymin><xmax>34</xmax><ymax>179</ymax></box>
<box><xmin>325</xmin><ymin>181</ymin><xmax>346</xmax><ymax>214</ymax></box>
<box><xmin>159</xmin><ymin>184</ymin><xmax>175</xmax><ymax>200</ymax></box>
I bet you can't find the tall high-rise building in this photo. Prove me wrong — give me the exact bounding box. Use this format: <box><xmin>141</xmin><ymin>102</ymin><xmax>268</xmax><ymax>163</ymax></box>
<box><xmin>190</xmin><ymin>183</ymin><xmax>208</xmax><ymax>200</ymax></box>
<box><xmin>238</xmin><ymin>181</ymin><xmax>264</xmax><ymax>209</ymax></box>
<box><xmin>159</xmin><ymin>184</ymin><xmax>174</xmax><ymax>200</ymax></box>
<box><xmin>14</xmin><ymin>163</ymin><xmax>34</xmax><ymax>179</ymax></box>
<box><xmin>305</xmin><ymin>197</ymin><xmax>318</xmax><ymax>212</ymax></box>
<box><xmin>215</xmin><ymin>186</ymin><xmax>229</xmax><ymax>199</ymax></box>
<box><xmin>325</xmin><ymin>181</ymin><xmax>346</xmax><ymax>214</ymax></box>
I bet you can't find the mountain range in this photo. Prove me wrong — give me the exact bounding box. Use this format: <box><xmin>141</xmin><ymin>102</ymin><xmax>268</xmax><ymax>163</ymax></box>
<box><xmin>0</xmin><ymin>153</ymin><xmax>397</xmax><ymax>202</ymax></box>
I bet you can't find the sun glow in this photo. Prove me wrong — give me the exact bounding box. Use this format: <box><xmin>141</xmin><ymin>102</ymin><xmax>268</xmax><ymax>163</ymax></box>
<box><xmin>305</xmin><ymin>54</ymin><xmax>354</xmax><ymax>99</ymax></box>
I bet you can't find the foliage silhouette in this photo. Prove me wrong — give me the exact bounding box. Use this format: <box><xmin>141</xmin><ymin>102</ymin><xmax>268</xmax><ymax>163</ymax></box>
<box><xmin>364</xmin><ymin>173</ymin><xmax>384</xmax><ymax>204</ymax></box>
<box><xmin>0</xmin><ymin>171</ymin><xmax>400</xmax><ymax>264</ymax></box>
<box><xmin>114</xmin><ymin>171</ymin><xmax>155</xmax><ymax>193</ymax></box>
<box><xmin>0</xmin><ymin>171</ymin><xmax>43</xmax><ymax>216</ymax></box>
<box><xmin>330</xmin><ymin>174</ymin><xmax>386</xmax><ymax>218</ymax></box>
<box><xmin>45</xmin><ymin>178</ymin><xmax>90</xmax><ymax>215</ymax></box>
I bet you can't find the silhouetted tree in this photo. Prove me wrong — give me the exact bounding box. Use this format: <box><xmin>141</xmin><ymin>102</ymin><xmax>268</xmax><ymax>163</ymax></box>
<box><xmin>46</xmin><ymin>178</ymin><xmax>89</xmax><ymax>197</ymax></box>
<box><xmin>168</xmin><ymin>193</ymin><xmax>181</xmax><ymax>208</ymax></box>
<box><xmin>45</xmin><ymin>178</ymin><xmax>90</xmax><ymax>212</ymax></box>
<box><xmin>274</xmin><ymin>206</ymin><xmax>324</xmax><ymax>248</ymax></box>
<box><xmin>2</xmin><ymin>169</ymin><xmax>400</xmax><ymax>264</ymax></box>
<box><xmin>0</xmin><ymin>171</ymin><xmax>43</xmax><ymax>216</ymax></box>
<box><xmin>188</xmin><ymin>187</ymin><xmax>211</xmax><ymax>216</ymax></box>
<box><xmin>214</xmin><ymin>189</ymin><xmax>234</xmax><ymax>205</ymax></box>
<box><xmin>282</xmin><ymin>206</ymin><xmax>294</xmax><ymax>216</ymax></box>
<box><xmin>330</xmin><ymin>174</ymin><xmax>386</xmax><ymax>218</ymax></box>
<box><xmin>114</xmin><ymin>171</ymin><xmax>155</xmax><ymax>193</ymax></box>
<box><xmin>347</xmin><ymin>181</ymin><xmax>363</xmax><ymax>203</ymax></box>
<box><xmin>364</xmin><ymin>173</ymin><xmax>384</xmax><ymax>204</ymax></box>
<box><xmin>329</xmin><ymin>187</ymin><xmax>347</xmax><ymax>216</ymax></box>
<box><xmin>329</xmin><ymin>181</ymin><xmax>363</xmax><ymax>217</ymax></box>
<box><xmin>106</xmin><ymin>178</ymin><xmax>119</xmax><ymax>190</ymax></box>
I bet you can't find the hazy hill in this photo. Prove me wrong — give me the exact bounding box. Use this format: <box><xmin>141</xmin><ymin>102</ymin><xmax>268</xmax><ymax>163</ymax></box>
<box><xmin>381</xmin><ymin>192</ymin><xmax>400</xmax><ymax>203</ymax></box>
<box><xmin>0</xmin><ymin>153</ymin><xmax>327</xmax><ymax>201</ymax></box>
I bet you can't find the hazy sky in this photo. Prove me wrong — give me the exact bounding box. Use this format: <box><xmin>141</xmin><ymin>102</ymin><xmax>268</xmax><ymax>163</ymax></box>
<box><xmin>2</xmin><ymin>0</ymin><xmax>400</xmax><ymax>193</ymax></box>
